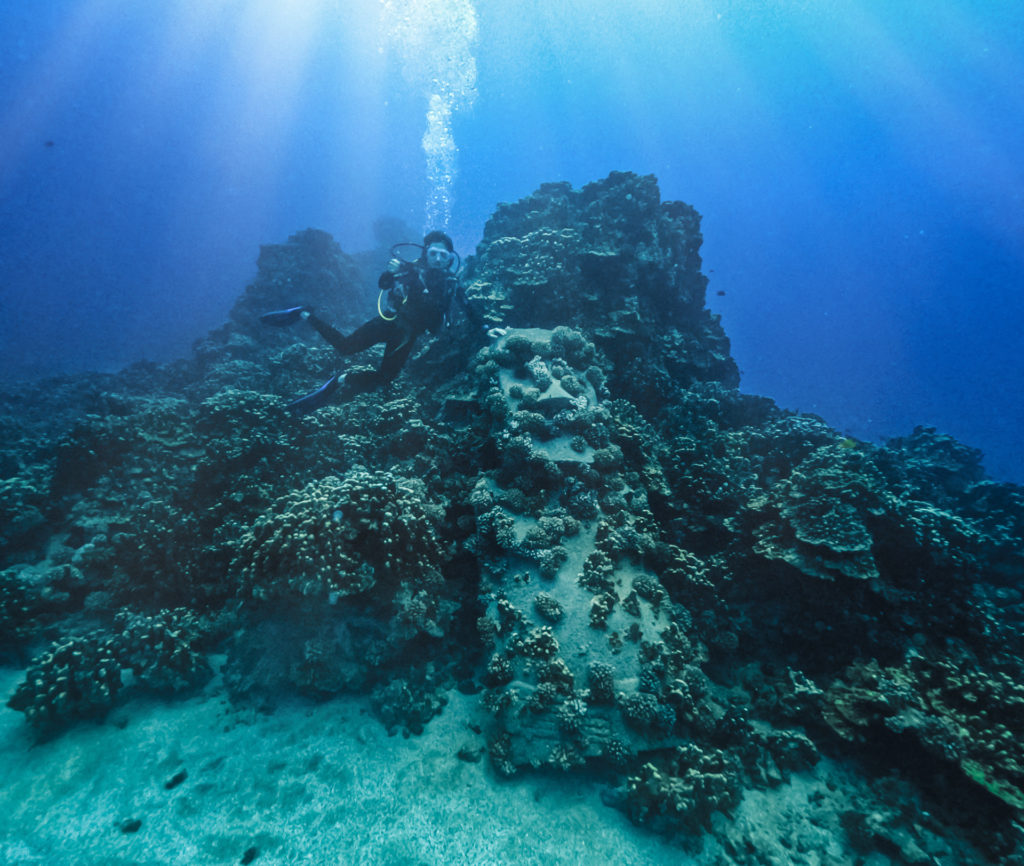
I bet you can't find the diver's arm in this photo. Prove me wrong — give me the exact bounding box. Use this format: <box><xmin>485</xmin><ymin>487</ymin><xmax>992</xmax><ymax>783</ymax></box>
<box><xmin>379</xmin><ymin>258</ymin><xmax>418</xmax><ymax>292</ymax></box>
<box><xmin>379</xmin><ymin>265</ymin><xmax>416</xmax><ymax>312</ymax></box>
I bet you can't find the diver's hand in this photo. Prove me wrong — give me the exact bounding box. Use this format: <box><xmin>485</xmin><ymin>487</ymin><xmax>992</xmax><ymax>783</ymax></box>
<box><xmin>387</xmin><ymin>258</ymin><xmax>403</xmax><ymax>274</ymax></box>
<box><xmin>486</xmin><ymin>326</ymin><xmax>508</xmax><ymax>340</ymax></box>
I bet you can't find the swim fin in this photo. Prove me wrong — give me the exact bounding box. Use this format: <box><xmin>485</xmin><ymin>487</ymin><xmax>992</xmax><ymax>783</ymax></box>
<box><xmin>260</xmin><ymin>306</ymin><xmax>309</xmax><ymax>327</ymax></box>
<box><xmin>285</xmin><ymin>375</ymin><xmax>340</xmax><ymax>415</ymax></box>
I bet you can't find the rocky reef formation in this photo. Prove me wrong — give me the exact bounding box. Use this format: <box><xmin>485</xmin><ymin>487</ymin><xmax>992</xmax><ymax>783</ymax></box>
<box><xmin>2</xmin><ymin>172</ymin><xmax>1022</xmax><ymax>862</ymax></box>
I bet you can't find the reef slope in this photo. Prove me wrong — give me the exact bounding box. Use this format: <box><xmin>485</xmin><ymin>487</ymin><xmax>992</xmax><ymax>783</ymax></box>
<box><xmin>2</xmin><ymin>172</ymin><xmax>1023</xmax><ymax>864</ymax></box>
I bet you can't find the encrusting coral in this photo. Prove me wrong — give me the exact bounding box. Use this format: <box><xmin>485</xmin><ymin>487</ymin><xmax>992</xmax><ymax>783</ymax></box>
<box><xmin>746</xmin><ymin>443</ymin><xmax>887</xmax><ymax>582</ymax></box>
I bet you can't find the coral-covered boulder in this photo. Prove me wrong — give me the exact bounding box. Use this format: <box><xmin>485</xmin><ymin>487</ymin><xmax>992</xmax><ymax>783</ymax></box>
<box><xmin>6</xmin><ymin>633</ymin><xmax>123</xmax><ymax>735</ymax></box>
<box><xmin>6</xmin><ymin>608</ymin><xmax>211</xmax><ymax>737</ymax></box>
<box><xmin>471</xmin><ymin>328</ymin><xmax>715</xmax><ymax>774</ymax></box>
<box><xmin>463</xmin><ymin>172</ymin><xmax>738</xmax><ymax>400</ymax></box>
<box><xmin>234</xmin><ymin>469</ymin><xmax>447</xmax><ymax>602</ymax></box>
<box><xmin>227</xmin><ymin>228</ymin><xmax>368</xmax><ymax>339</ymax></box>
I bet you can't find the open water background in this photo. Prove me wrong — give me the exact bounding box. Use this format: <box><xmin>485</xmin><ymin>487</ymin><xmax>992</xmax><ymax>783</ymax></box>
<box><xmin>1</xmin><ymin>0</ymin><xmax>1021</xmax><ymax>482</ymax></box>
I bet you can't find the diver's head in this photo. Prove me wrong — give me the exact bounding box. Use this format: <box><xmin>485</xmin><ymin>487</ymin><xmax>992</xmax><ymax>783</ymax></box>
<box><xmin>423</xmin><ymin>230</ymin><xmax>454</xmax><ymax>270</ymax></box>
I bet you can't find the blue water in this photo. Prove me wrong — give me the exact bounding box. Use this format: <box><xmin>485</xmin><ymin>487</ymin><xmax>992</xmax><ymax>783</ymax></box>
<box><xmin>1</xmin><ymin>0</ymin><xmax>1022</xmax><ymax>483</ymax></box>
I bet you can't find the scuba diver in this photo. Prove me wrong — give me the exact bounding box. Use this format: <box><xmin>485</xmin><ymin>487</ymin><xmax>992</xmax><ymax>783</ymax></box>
<box><xmin>261</xmin><ymin>230</ymin><xmax>495</xmax><ymax>414</ymax></box>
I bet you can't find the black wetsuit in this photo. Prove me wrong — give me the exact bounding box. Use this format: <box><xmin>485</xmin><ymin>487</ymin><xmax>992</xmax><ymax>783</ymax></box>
<box><xmin>306</xmin><ymin>261</ymin><xmax>482</xmax><ymax>393</ymax></box>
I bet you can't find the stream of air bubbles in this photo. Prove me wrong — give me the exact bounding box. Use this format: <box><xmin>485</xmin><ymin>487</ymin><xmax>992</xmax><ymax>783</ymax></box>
<box><xmin>382</xmin><ymin>0</ymin><xmax>478</xmax><ymax>231</ymax></box>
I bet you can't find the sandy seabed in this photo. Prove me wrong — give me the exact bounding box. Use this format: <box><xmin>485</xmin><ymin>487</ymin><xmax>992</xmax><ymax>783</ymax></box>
<box><xmin>0</xmin><ymin>666</ymin><xmax>702</xmax><ymax>866</ymax></box>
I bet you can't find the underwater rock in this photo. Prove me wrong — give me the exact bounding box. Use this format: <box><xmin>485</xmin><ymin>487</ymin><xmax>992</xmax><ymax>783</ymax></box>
<box><xmin>227</xmin><ymin>228</ymin><xmax>367</xmax><ymax>339</ymax></box>
<box><xmin>471</xmin><ymin>327</ymin><xmax>715</xmax><ymax>775</ymax></box>
<box><xmin>118</xmin><ymin>817</ymin><xmax>142</xmax><ymax>834</ymax></box>
<box><xmin>463</xmin><ymin>171</ymin><xmax>739</xmax><ymax>407</ymax></box>
<box><xmin>370</xmin><ymin>668</ymin><xmax>449</xmax><ymax>737</ymax></box>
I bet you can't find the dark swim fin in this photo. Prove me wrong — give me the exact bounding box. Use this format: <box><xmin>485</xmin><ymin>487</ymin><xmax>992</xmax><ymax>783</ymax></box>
<box><xmin>285</xmin><ymin>375</ymin><xmax>340</xmax><ymax>415</ymax></box>
<box><xmin>260</xmin><ymin>306</ymin><xmax>309</xmax><ymax>326</ymax></box>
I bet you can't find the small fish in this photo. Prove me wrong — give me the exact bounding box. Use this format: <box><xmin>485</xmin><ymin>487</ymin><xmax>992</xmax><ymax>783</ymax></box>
<box><xmin>838</xmin><ymin>436</ymin><xmax>859</xmax><ymax>450</ymax></box>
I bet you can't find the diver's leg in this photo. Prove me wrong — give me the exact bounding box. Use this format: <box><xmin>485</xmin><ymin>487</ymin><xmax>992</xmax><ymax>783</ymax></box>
<box><xmin>305</xmin><ymin>312</ymin><xmax>351</xmax><ymax>354</ymax></box>
<box><xmin>339</xmin><ymin>327</ymin><xmax>418</xmax><ymax>396</ymax></box>
<box><xmin>379</xmin><ymin>328</ymin><xmax>419</xmax><ymax>382</ymax></box>
<box><xmin>307</xmin><ymin>314</ymin><xmax>391</xmax><ymax>356</ymax></box>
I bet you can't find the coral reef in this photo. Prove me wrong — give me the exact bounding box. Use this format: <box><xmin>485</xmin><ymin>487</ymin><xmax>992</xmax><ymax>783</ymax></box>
<box><xmin>824</xmin><ymin>644</ymin><xmax>1024</xmax><ymax>810</ymax></box>
<box><xmin>470</xmin><ymin>326</ymin><xmax>713</xmax><ymax>776</ymax></box>
<box><xmin>7</xmin><ymin>608</ymin><xmax>212</xmax><ymax>737</ymax></box>
<box><xmin>1</xmin><ymin>172</ymin><xmax>1022</xmax><ymax>863</ymax></box>
<box><xmin>622</xmin><ymin>744</ymin><xmax>743</xmax><ymax>837</ymax></box>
